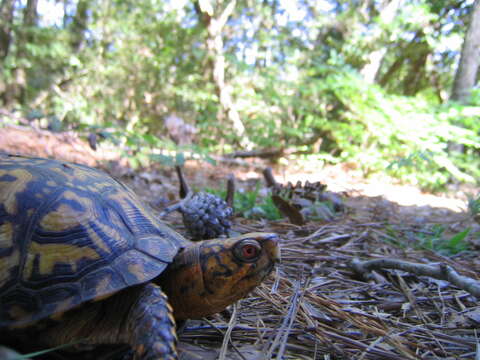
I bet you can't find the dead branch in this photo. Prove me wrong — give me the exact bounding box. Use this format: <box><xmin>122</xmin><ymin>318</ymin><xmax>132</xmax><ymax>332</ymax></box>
<box><xmin>263</xmin><ymin>167</ymin><xmax>278</xmax><ymax>187</ymax></box>
<box><xmin>225</xmin><ymin>147</ymin><xmax>316</xmax><ymax>160</ymax></box>
<box><xmin>225</xmin><ymin>148</ymin><xmax>285</xmax><ymax>159</ymax></box>
<box><xmin>209</xmin><ymin>155</ymin><xmax>266</xmax><ymax>169</ymax></box>
<box><xmin>225</xmin><ymin>174</ymin><xmax>235</xmax><ymax>208</ymax></box>
<box><xmin>175</xmin><ymin>165</ymin><xmax>190</xmax><ymax>199</ymax></box>
<box><xmin>351</xmin><ymin>258</ymin><xmax>480</xmax><ymax>298</ymax></box>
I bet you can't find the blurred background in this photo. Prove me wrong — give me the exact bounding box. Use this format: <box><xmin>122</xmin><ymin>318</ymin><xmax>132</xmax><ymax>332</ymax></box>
<box><xmin>0</xmin><ymin>0</ymin><xmax>479</xmax><ymax>192</ymax></box>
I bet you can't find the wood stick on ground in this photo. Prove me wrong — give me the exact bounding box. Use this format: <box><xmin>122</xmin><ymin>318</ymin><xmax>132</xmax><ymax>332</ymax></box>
<box><xmin>266</xmin><ymin>277</ymin><xmax>306</xmax><ymax>359</ymax></box>
<box><xmin>200</xmin><ymin>318</ymin><xmax>246</xmax><ymax>360</ymax></box>
<box><xmin>218</xmin><ymin>302</ymin><xmax>239</xmax><ymax>360</ymax></box>
<box><xmin>351</xmin><ymin>258</ymin><xmax>480</xmax><ymax>298</ymax></box>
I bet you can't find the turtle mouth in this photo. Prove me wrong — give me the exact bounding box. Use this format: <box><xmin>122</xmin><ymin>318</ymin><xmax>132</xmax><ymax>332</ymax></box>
<box><xmin>247</xmin><ymin>256</ymin><xmax>277</xmax><ymax>282</ymax></box>
<box><xmin>264</xmin><ymin>259</ymin><xmax>277</xmax><ymax>276</ymax></box>
<box><xmin>264</xmin><ymin>234</ymin><xmax>281</xmax><ymax>261</ymax></box>
<box><xmin>253</xmin><ymin>235</ymin><xmax>280</xmax><ymax>279</ymax></box>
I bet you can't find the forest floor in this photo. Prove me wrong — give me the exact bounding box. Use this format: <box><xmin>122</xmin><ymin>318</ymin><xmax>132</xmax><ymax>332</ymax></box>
<box><xmin>1</xmin><ymin>124</ymin><xmax>479</xmax><ymax>360</ymax></box>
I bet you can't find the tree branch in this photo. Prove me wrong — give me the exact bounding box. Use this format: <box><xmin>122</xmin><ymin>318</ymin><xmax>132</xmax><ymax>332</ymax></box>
<box><xmin>351</xmin><ymin>258</ymin><xmax>480</xmax><ymax>298</ymax></box>
<box><xmin>218</xmin><ymin>0</ymin><xmax>236</xmax><ymax>30</ymax></box>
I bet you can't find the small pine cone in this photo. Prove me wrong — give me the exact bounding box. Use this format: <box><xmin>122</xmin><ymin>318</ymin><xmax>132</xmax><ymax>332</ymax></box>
<box><xmin>180</xmin><ymin>192</ymin><xmax>233</xmax><ymax>240</ymax></box>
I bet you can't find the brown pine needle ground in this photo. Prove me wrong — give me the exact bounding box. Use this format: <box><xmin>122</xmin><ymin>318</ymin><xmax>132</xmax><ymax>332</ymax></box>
<box><xmin>178</xmin><ymin>215</ymin><xmax>479</xmax><ymax>359</ymax></box>
<box><xmin>158</xmin><ymin>164</ymin><xmax>480</xmax><ymax>360</ymax></box>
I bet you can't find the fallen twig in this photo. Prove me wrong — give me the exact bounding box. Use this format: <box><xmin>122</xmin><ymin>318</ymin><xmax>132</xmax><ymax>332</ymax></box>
<box><xmin>266</xmin><ymin>277</ymin><xmax>304</xmax><ymax>359</ymax></box>
<box><xmin>218</xmin><ymin>302</ymin><xmax>239</xmax><ymax>360</ymax></box>
<box><xmin>159</xmin><ymin>191</ymin><xmax>194</xmax><ymax>218</ymax></box>
<box><xmin>351</xmin><ymin>258</ymin><xmax>480</xmax><ymax>298</ymax></box>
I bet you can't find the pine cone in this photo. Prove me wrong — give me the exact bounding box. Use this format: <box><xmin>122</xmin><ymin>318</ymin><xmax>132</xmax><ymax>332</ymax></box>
<box><xmin>180</xmin><ymin>192</ymin><xmax>233</xmax><ymax>240</ymax></box>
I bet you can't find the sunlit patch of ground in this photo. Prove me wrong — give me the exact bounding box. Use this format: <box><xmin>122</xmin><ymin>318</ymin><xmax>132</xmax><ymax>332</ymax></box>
<box><xmin>277</xmin><ymin>162</ymin><xmax>468</xmax><ymax>212</ymax></box>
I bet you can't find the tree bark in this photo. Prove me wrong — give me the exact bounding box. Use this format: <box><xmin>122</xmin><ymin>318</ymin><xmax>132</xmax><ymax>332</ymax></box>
<box><xmin>23</xmin><ymin>0</ymin><xmax>38</xmax><ymax>26</ymax></box>
<box><xmin>451</xmin><ymin>0</ymin><xmax>480</xmax><ymax>103</ymax></box>
<box><xmin>360</xmin><ymin>0</ymin><xmax>404</xmax><ymax>84</ymax></box>
<box><xmin>3</xmin><ymin>0</ymin><xmax>39</xmax><ymax>107</ymax></box>
<box><xmin>70</xmin><ymin>0</ymin><xmax>90</xmax><ymax>52</ymax></box>
<box><xmin>195</xmin><ymin>0</ymin><xmax>253</xmax><ymax>149</ymax></box>
<box><xmin>378</xmin><ymin>30</ymin><xmax>426</xmax><ymax>90</ymax></box>
<box><xmin>402</xmin><ymin>40</ymin><xmax>429</xmax><ymax>95</ymax></box>
<box><xmin>0</xmin><ymin>0</ymin><xmax>15</xmax><ymax>60</ymax></box>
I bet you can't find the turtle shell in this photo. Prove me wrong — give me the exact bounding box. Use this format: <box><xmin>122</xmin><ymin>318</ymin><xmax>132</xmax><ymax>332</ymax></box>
<box><xmin>0</xmin><ymin>153</ymin><xmax>189</xmax><ymax>328</ymax></box>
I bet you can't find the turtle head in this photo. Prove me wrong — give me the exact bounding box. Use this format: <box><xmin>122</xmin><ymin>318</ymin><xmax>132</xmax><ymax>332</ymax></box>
<box><xmin>158</xmin><ymin>232</ymin><xmax>280</xmax><ymax>320</ymax></box>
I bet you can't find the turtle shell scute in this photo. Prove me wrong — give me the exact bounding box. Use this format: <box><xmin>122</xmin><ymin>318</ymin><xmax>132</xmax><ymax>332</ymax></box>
<box><xmin>0</xmin><ymin>153</ymin><xmax>189</xmax><ymax>328</ymax></box>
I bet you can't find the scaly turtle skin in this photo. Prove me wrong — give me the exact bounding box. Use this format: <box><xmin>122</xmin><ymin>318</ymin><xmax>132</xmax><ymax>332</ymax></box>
<box><xmin>0</xmin><ymin>153</ymin><xmax>280</xmax><ymax>359</ymax></box>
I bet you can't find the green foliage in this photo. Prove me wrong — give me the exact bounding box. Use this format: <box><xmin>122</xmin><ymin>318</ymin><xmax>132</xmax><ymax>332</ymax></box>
<box><xmin>206</xmin><ymin>183</ymin><xmax>282</xmax><ymax>221</ymax></box>
<box><xmin>242</xmin><ymin>63</ymin><xmax>480</xmax><ymax>190</ymax></box>
<box><xmin>415</xmin><ymin>225</ymin><xmax>470</xmax><ymax>254</ymax></box>
<box><xmin>467</xmin><ymin>193</ymin><xmax>480</xmax><ymax>217</ymax></box>
<box><xmin>1</xmin><ymin>0</ymin><xmax>479</xmax><ymax>191</ymax></box>
<box><xmin>85</xmin><ymin>123</ymin><xmax>215</xmax><ymax>169</ymax></box>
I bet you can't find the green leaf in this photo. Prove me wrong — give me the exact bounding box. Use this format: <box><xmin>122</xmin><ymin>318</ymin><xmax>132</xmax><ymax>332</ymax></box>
<box><xmin>149</xmin><ymin>153</ymin><xmax>175</xmax><ymax>166</ymax></box>
<box><xmin>175</xmin><ymin>152</ymin><xmax>185</xmax><ymax>166</ymax></box>
<box><xmin>446</xmin><ymin>228</ymin><xmax>470</xmax><ymax>250</ymax></box>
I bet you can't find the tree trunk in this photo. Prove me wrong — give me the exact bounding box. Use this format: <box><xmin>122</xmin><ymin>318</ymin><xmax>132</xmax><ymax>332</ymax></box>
<box><xmin>195</xmin><ymin>0</ymin><xmax>253</xmax><ymax>149</ymax></box>
<box><xmin>378</xmin><ymin>30</ymin><xmax>426</xmax><ymax>91</ymax></box>
<box><xmin>3</xmin><ymin>0</ymin><xmax>39</xmax><ymax>107</ymax></box>
<box><xmin>402</xmin><ymin>46</ymin><xmax>428</xmax><ymax>95</ymax></box>
<box><xmin>451</xmin><ymin>0</ymin><xmax>480</xmax><ymax>103</ymax></box>
<box><xmin>70</xmin><ymin>0</ymin><xmax>90</xmax><ymax>52</ymax></box>
<box><xmin>0</xmin><ymin>0</ymin><xmax>15</xmax><ymax>60</ymax></box>
<box><xmin>360</xmin><ymin>0</ymin><xmax>404</xmax><ymax>84</ymax></box>
<box><xmin>23</xmin><ymin>0</ymin><xmax>38</xmax><ymax>26</ymax></box>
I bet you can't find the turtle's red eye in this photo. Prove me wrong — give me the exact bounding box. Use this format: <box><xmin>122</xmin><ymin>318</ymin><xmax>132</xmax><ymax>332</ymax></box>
<box><xmin>242</xmin><ymin>244</ymin><xmax>259</xmax><ymax>259</ymax></box>
<box><xmin>234</xmin><ymin>239</ymin><xmax>262</xmax><ymax>262</ymax></box>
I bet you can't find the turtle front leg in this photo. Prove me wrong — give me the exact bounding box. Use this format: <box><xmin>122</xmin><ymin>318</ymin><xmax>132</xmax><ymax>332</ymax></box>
<box><xmin>39</xmin><ymin>283</ymin><xmax>177</xmax><ymax>360</ymax></box>
<box><xmin>123</xmin><ymin>283</ymin><xmax>178</xmax><ymax>360</ymax></box>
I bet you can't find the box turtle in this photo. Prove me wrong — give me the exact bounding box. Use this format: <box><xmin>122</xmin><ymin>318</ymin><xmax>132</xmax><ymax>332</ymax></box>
<box><xmin>0</xmin><ymin>153</ymin><xmax>280</xmax><ymax>359</ymax></box>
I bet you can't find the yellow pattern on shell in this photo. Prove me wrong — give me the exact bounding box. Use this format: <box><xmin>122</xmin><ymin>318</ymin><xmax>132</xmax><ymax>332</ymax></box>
<box><xmin>39</xmin><ymin>191</ymin><xmax>93</xmax><ymax>232</ymax></box>
<box><xmin>86</xmin><ymin>226</ymin><xmax>112</xmax><ymax>254</ymax></box>
<box><xmin>24</xmin><ymin>242</ymin><xmax>100</xmax><ymax>277</ymax></box>
<box><xmin>0</xmin><ymin>222</ymin><xmax>13</xmax><ymax>249</ymax></box>
<box><xmin>0</xmin><ymin>168</ymin><xmax>33</xmax><ymax>215</ymax></box>
<box><xmin>0</xmin><ymin>222</ymin><xmax>19</xmax><ymax>287</ymax></box>
<box><xmin>105</xmin><ymin>190</ymin><xmax>163</xmax><ymax>233</ymax></box>
<box><xmin>128</xmin><ymin>263</ymin><xmax>151</xmax><ymax>282</ymax></box>
<box><xmin>94</xmin><ymin>274</ymin><xmax>113</xmax><ymax>298</ymax></box>
<box><xmin>22</xmin><ymin>253</ymin><xmax>35</xmax><ymax>280</ymax></box>
<box><xmin>72</xmin><ymin>167</ymin><xmax>92</xmax><ymax>182</ymax></box>
<box><xmin>26</xmin><ymin>208</ymin><xmax>34</xmax><ymax>219</ymax></box>
<box><xmin>63</xmin><ymin>190</ymin><xmax>91</xmax><ymax>204</ymax></box>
